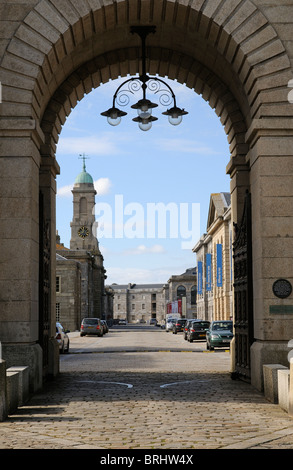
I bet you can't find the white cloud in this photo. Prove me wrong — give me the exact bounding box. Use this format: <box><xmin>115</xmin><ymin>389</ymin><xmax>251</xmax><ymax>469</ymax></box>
<box><xmin>155</xmin><ymin>138</ymin><xmax>219</xmax><ymax>155</ymax></box>
<box><xmin>123</xmin><ymin>244</ymin><xmax>166</xmax><ymax>255</ymax></box>
<box><xmin>57</xmin><ymin>177</ymin><xmax>112</xmax><ymax>198</ymax></box>
<box><xmin>57</xmin><ymin>183</ymin><xmax>73</xmax><ymax>197</ymax></box>
<box><xmin>57</xmin><ymin>134</ymin><xmax>120</xmax><ymax>156</ymax></box>
<box><xmin>95</xmin><ymin>177</ymin><xmax>112</xmax><ymax>196</ymax></box>
<box><xmin>105</xmin><ymin>261</ymin><xmax>193</xmax><ymax>285</ymax></box>
<box><xmin>105</xmin><ymin>266</ymin><xmax>170</xmax><ymax>285</ymax></box>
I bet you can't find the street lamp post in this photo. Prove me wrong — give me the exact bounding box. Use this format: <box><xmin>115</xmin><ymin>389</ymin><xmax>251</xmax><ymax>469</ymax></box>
<box><xmin>101</xmin><ymin>26</ymin><xmax>188</xmax><ymax>131</ymax></box>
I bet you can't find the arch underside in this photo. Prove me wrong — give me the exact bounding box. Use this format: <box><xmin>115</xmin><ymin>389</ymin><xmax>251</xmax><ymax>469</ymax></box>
<box><xmin>42</xmin><ymin>46</ymin><xmax>248</xmax><ymax>159</ymax></box>
<box><xmin>1</xmin><ymin>0</ymin><xmax>292</xmax><ymax>163</ymax></box>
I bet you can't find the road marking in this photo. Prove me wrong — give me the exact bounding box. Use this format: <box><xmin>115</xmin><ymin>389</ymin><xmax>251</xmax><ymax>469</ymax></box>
<box><xmin>160</xmin><ymin>380</ymin><xmax>210</xmax><ymax>388</ymax></box>
<box><xmin>78</xmin><ymin>380</ymin><xmax>133</xmax><ymax>388</ymax></box>
<box><xmin>160</xmin><ymin>380</ymin><xmax>194</xmax><ymax>388</ymax></box>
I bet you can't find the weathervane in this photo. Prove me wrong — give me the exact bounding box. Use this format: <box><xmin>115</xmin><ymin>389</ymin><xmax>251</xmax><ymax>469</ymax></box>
<box><xmin>79</xmin><ymin>153</ymin><xmax>89</xmax><ymax>171</ymax></box>
<box><xmin>101</xmin><ymin>26</ymin><xmax>188</xmax><ymax>131</ymax></box>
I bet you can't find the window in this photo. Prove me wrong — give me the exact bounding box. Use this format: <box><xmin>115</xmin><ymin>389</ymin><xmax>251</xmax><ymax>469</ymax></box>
<box><xmin>191</xmin><ymin>285</ymin><xmax>197</xmax><ymax>305</ymax></box>
<box><xmin>56</xmin><ymin>303</ymin><xmax>60</xmax><ymax>322</ymax></box>
<box><xmin>56</xmin><ymin>276</ymin><xmax>60</xmax><ymax>293</ymax></box>
<box><xmin>142</xmin><ymin>304</ymin><xmax>145</xmax><ymax>309</ymax></box>
<box><xmin>132</xmin><ymin>304</ymin><xmax>135</xmax><ymax>310</ymax></box>
<box><xmin>117</xmin><ymin>304</ymin><xmax>120</xmax><ymax>310</ymax></box>
<box><xmin>177</xmin><ymin>285</ymin><xmax>186</xmax><ymax>299</ymax></box>
<box><xmin>80</xmin><ymin>197</ymin><xmax>87</xmax><ymax>215</ymax></box>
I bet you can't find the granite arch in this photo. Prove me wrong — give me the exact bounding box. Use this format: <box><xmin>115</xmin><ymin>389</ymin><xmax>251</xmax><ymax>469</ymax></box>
<box><xmin>0</xmin><ymin>0</ymin><xmax>293</xmax><ymax>393</ymax></box>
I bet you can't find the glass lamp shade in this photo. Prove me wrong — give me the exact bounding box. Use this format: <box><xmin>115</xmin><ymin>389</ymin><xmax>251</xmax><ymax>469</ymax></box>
<box><xmin>131</xmin><ymin>99</ymin><xmax>158</xmax><ymax>119</ymax></box>
<box><xmin>133</xmin><ymin>115</ymin><xmax>158</xmax><ymax>131</ymax></box>
<box><xmin>139</xmin><ymin>120</ymin><xmax>153</xmax><ymax>131</ymax></box>
<box><xmin>101</xmin><ymin>107</ymin><xmax>127</xmax><ymax>126</ymax></box>
<box><xmin>168</xmin><ymin>114</ymin><xmax>183</xmax><ymax>126</ymax></box>
<box><xmin>162</xmin><ymin>106</ymin><xmax>188</xmax><ymax>126</ymax></box>
<box><xmin>108</xmin><ymin>116</ymin><xmax>121</xmax><ymax>126</ymax></box>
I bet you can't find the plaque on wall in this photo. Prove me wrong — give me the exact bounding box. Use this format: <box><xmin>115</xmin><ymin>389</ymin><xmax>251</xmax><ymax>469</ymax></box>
<box><xmin>272</xmin><ymin>279</ymin><xmax>292</xmax><ymax>299</ymax></box>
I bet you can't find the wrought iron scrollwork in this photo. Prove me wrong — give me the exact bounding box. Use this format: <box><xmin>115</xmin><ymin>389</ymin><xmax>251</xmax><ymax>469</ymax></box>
<box><xmin>101</xmin><ymin>26</ymin><xmax>188</xmax><ymax>130</ymax></box>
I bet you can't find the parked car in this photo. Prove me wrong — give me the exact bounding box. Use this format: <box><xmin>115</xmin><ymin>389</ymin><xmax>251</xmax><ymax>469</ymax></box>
<box><xmin>183</xmin><ymin>319</ymin><xmax>198</xmax><ymax>340</ymax></box>
<box><xmin>186</xmin><ymin>320</ymin><xmax>210</xmax><ymax>342</ymax></box>
<box><xmin>206</xmin><ymin>321</ymin><xmax>233</xmax><ymax>350</ymax></box>
<box><xmin>56</xmin><ymin>322</ymin><xmax>70</xmax><ymax>353</ymax></box>
<box><xmin>166</xmin><ymin>318</ymin><xmax>176</xmax><ymax>332</ymax></box>
<box><xmin>172</xmin><ymin>318</ymin><xmax>186</xmax><ymax>334</ymax></box>
<box><xmin>150</xmin><ymin>318</ymin><xmax>157</xmax><ymax>326</ymax></box>
<box><xmin>118</xmin><ymin>319</ymin><xmax>127</xmax><ymax>325</ymax></box>
<box><xmin>101</xmin><ymin>320</ymin><xmax>109</xmax><ymax>334</ymax></box>
<box><xmin>80</xmin><ymin>317</ymin><xmax>103</xmax><ymax>337</ymax></box>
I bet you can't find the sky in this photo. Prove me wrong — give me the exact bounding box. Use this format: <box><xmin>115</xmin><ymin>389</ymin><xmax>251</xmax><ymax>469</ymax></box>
<box><xmin>56</xmin><ymin>76</ymin><xmax>230</xmax><ymax>286</ymax></box>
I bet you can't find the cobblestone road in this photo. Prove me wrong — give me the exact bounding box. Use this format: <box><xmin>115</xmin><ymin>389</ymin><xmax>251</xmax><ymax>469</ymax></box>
<box><xmin>1</xmin><ymin>326</ymin><xmax>293</xmax><ymax>451</ymax></box>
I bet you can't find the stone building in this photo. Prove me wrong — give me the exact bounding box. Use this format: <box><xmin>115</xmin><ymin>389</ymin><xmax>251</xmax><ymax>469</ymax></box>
<box><xmin>56</xmin><ymin>161</ymin><xmax>108</xmax><ymax>330</ymax></box>
<box><xmin>111</xmin><ymin>268</ymin><xmax>197</xmax><ymax>324</ymax></box>
<box><xmin>193</xmin><ymin>193</ymin><xmax>232</xmax><ymax>322</ymax></box>
<box><xmin>166</xmin><ymin>268</ymin><xmax>197</xmax><ymax>318</ymax></box>
<box><xmin>55</xmin><ymin>251</ymin><xmax>81</xmax><ymax>333</ymax></box>
<box><xmin>103</xmin><ymin>286</ymin><xmax>114</xmax><ymax>325</ymax></box>
<box><xmin>111</xmin><ymin>283</ymin><xmax>166</xmax><ymax>324</ymax></box>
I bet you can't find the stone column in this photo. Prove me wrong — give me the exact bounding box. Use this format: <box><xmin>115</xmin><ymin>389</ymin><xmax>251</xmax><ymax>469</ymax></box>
<box><xmin>227</xmin><ymin>154</ymin><xmax>250</xmax><ymax>228</ymax></box>
<box><xmin>247</xmin><ymin>119</ymin><xmax>293</xmax><ymax>391</ymax></box>
<box><xmin>0</xmin><ymin>360</ymin><xmax>7</xmax><ymax>421</ymax></box>
<box><xmin>0</xmin><ymin>119</ymin><xmax>44</xmax><ymax>392</ymax></box>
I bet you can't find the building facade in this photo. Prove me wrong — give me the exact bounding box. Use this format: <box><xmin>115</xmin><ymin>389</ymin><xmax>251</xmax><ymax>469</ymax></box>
<box><xmin>166</xmin><ymin>268</ymin><xmax>197</xmax><ymax>319</ymax></box>
<box><xmin>193</xmin><ymin>193</ymin><xmax>232</xmax><ymax>322</ymax></box>
<box><xmin>111</xmin><ymin>283</ymin><xmax>166</xmax><ymax>324</ymax></box>
<box><xmin>55</xmin><ymin>251</ymin><xmax>81</xmax><ymax>332</ymax></box>
<box><xmin>110</xmin><ymin>267</ymin><xmax>197</xmax><ymax>324</ymax></box>
<box><xmin>56</xmin><ymin>161</ymin><xmax>109</xmax><ymax>330</ymax></box>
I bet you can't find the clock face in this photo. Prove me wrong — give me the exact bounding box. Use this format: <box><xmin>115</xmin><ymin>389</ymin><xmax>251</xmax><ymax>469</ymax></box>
<box><xmin>78</xmin><ymin>226</ymin><xmax>89</xmax><ymax>239</ymax></box>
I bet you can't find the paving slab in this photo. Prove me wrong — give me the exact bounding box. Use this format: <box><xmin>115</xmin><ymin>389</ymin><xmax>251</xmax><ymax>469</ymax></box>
<box><xmin>0</xmin><ymin>327</ymin><xmax>293</xmax><ymax>451</ymax></box>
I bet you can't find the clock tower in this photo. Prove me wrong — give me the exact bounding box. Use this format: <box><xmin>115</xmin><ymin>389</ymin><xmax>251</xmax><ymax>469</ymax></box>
<box><xmin>57</xmin><ymin>156</ymin><xmax>107</xmax><ymax>321</ymax></box>
<box><xmin>70</xmin><ymin>157</ymin><xmax>99</xmax><ymax>252</ymax></box>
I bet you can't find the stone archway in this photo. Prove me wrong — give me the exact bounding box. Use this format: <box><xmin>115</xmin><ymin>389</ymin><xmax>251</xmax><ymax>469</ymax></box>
<box><xmin>1</xmin><ymin>0</ymin><xmax>293</xmax><ymax>393</ymax></box>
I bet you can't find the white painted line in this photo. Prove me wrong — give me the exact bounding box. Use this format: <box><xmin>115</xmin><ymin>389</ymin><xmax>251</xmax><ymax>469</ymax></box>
<box><xmin>78</xmin><ymin>380</ymin><xmax>133</xmax><ymax>388</ymax></box>
<box><xmin>160</xmin><ymin>380</ymin><xmax>195</xmax><ymax>388</ymax></box>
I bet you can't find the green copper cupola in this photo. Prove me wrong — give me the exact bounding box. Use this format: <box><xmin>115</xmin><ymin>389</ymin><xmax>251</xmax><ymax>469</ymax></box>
<box><xmin>75</xmin><ymin>156</ymin><xmax>94</xmax><ymax>184</ymax></box>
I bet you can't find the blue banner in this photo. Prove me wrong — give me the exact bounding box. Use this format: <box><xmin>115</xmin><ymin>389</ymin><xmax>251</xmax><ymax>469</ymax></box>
<box><xmin>206</xmin><ymin>253</ymin><xmax>212</xmax><ymax>291</ymax></box>
<box><xmin>217</xmin><ymin>244</ymin><xmax>222</xmax><ymax>287</ymax></box>
<box><xmin>197</xmin><ymin>261</ymin><xmax>203</xmax><ymax>295</ymax></box>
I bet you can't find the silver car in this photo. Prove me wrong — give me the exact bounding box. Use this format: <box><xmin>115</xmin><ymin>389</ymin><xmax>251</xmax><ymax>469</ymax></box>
<box><xmin>165</xmin><ymin>318</ymin><xmax>176</xmax><ymax>332</ymax></box>
<box><xmin>56</xmin><ymin>322</ymin><xmax>70</xmax><ymax>353</ymax></box>
<box><xmin>80</xmin><ymin>317</ymin><xmax>103</xmax><ymax>337</ymax></box>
